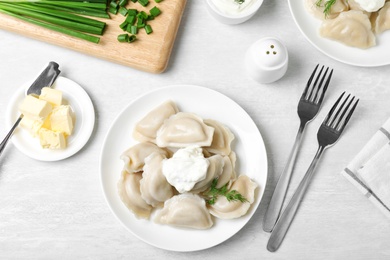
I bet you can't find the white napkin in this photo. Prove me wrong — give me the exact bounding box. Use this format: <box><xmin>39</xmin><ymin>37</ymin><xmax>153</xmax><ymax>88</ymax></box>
<box><xmin>341</xmin><ymin>117</ymin><xmax>390</xmax><ymax>219</ymax></box>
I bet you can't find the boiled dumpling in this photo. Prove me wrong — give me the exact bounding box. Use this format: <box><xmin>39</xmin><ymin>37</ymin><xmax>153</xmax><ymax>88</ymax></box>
<box><xmin>121</xmin><ymin>142</ymin><xmax>171</xmax><ymax>173</ymax></box>
<box><xmin>156</xmin><ymin>112</ymin><xmax>214</xmax><ymax>148</ymax></box>
<box><xmin>216</xmin><ymin>155</ymin><xmax>237</xmax><ymax>189</ymax></box>
<box><xmin>373</xmin><ymin>2</ymin><xmax>390</xmax><ymax>34</ymax></box>
<box><xmin>118</xmin><ymin>170</ymin><xmax>152</xmax><ymax>219</ymax></box>
<box><xmin>191</xmin><ymin>154</ymin><xmax>224</xmax><ymax>193</ymax></box>
<box><xmin>154</xmin><ymin>193</ymin><xmax>213</xmax><ymax>229</ymax></box>
<box><xmin>319</xmin><ymin>10</ymin><xmax>376</xmax><ymax>49</ymax></box>
<box><xmin>209</xmin><ymin>175</ymin><xmax>257</xmax><ymax>219</ymax></box>
<box><xmin>140</xmin><ymin>152</ymin><xmax>174</xmax><ymax>207</ymax></box>
<box><xmin>305</xmin><ymin>0</ymin><xmax>349</xmax><ymax>20</ymax></box>
<box><xmin>133</xmin><ymin>100</ymin><xmax>179</xmax><ymax>143</ymax></box>
<box><xmin>204</xmin><ymin>119</ymin><xmax>235</xmax><ymax>156</ymax></box>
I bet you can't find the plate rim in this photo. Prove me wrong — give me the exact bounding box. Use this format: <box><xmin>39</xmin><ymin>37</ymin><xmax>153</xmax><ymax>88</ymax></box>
<box><xmin>99</xmin><ymin>84</ymin><xmax>268</xmax><ymax>252</ymax></box>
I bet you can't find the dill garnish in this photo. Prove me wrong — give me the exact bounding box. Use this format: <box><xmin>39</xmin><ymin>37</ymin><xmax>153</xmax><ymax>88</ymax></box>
<box><xmin>315</xmin><ymin>0</ymin><xmax>336</xmax><ymax>17</ymax></box>
<box><xmin>204</xmin><ymin>178</ymin><xmax>248</xmax><ymax>205</ymax></box>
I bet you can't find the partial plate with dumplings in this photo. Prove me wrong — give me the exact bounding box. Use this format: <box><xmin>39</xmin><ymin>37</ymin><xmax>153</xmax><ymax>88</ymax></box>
<box><xmin>5</xmin><ymin>76</ymin><xmax>95</xmax><ymax>161</ymax></box>
<box><xmin>288</xmin><ymin>0</ymin><xmax>390</xmax><ymax>67</ymax></box>
<box><xmin>99</xmin><ymin>85</ymin><xmax>268</xmax><ymax>252</ymax></box>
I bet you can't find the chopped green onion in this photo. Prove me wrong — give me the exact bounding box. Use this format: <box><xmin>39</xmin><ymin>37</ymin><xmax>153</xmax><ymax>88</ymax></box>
<box><xmin>130</xmin><ymin>25</ymin><xmax>138</xmax><ymax>34</ymax></box>
<box><xmin>128</xmin><ymin>34</ymin><xmax>137</xmax><ymax>43</ymax></box>
<box><xmin>150</xmin><ymin>6</ymin><xmax>161</xmax><ymax>17</ymax></box>
<box><xmin>127</xmin><ymin>9</ymin><xmax>138</xmax><ymax>16</ymax></box>
<box><xmin>119</xmin><ymin>20</ymin><xmax>128</xmax><ymax>30</ymax></box>
<box><xmin>125</xmin><ymin>15</ymin><xmax>136</xmax><ymax>24</ymax></box>
<box><xmin>119</xmin><ymin>6</ymin><xmax>128</xmax><ymax>16</ymax></box>
<box><xmin>117</xmin><ymin>33</ymin><xmax>129</xmax><ymax>42</ymax></box>
<box><xmin>138</xmin><ymin>0</ymin><xmax>149</xmax><ymax>7</ymax></box>
<box><xmin>155</xmin><ymin>0</ymin><xmax>163</xmax><ymax>2</ymax></box>
<box><xmin>144</xmin><ymin>24</ymin><xmax>153</xmax><ymax>34</ymax></box>
<box><xmin>119</xmin><ymin>0</ymin><xmax>128</xmax><ymax>7</ymax></box>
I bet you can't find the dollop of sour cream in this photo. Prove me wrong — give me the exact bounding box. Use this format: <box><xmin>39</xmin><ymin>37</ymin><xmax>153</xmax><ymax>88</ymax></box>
<box><xmin>210</xmin><ymin>0</ymin><xmax>256</xmax><ymax>15</ymax></box>
<box><xmin>354</xmin><ymin>0</ymin><xmax>385</xmax><ymax>12</ymax></box>
<box><xmin>162</xmin><ymin>146</ymin><xmax>210</xmax><ymax>193</ymax></box>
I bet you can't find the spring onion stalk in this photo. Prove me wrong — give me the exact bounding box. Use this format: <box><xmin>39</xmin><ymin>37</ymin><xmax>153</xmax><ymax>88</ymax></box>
<box><xmin>0</xmin><ymin>8</ymin><xmax>101</xmax><ymax>43</ymax></box>
<box><xmin>0</xmin><ymin>0</ymin><xmax>109</xmax><ymax>43</ymax></box>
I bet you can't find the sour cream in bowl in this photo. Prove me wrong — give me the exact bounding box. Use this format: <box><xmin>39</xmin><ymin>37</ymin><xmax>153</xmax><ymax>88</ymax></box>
<box><xmin>206</xmin><ymin>0</ymin><xmax>264</xmax><ymax>24</ymax></box>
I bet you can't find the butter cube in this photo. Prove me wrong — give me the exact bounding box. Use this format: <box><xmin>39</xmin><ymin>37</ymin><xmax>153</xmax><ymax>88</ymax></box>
<box><xmin>39</xmin><ymin>87</ymin><xmax>62</xmax><ymax>106</ymax></box>
<box><xmin>39</xmin><ymin>128</ymin><xmax>66</xmax><ymax>149</ymax></box>
<box><xmin>19</xmin><ymin>95</ymin><xmax>52</xmax><ymax>121</ymax></box>
<box><xmin>50</xmin><ymin>105</ymin><xmax>74</xmax><ymax>136</ymax></box>
<box><xmin>20</xmin><ymin>116</ymin><xmax>43</xmax><ymax>137</ymax></box>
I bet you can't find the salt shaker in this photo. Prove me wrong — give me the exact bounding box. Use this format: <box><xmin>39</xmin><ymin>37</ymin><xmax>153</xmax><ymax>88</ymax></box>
<box><xmin>245</xmin><ymin>37</ymin><xmax>288</xmax><ymax>84</ymax></box>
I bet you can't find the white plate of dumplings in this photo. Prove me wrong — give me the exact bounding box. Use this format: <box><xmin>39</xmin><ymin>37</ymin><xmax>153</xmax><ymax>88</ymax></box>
<box><xmin>100</xmin><ymin>85</ymin><xmax>268</xmax><ymax>252</ymax></box>
<box><xmin>288</xmin><ymin>0</ymin><xmax>390</xmax><ymax>67</ymax></box>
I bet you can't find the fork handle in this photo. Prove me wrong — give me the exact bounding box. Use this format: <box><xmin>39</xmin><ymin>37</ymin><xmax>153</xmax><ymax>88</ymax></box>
<box><xmin>263</xmin><ymin>123</ymin><xmax>306</xmax><ymax>232</ymax></box>
<box><xmin>0</xmin><ymin>116</ymin><xmax>22</xmax><ymax>157</ymax></box>
<box><xmin>267</xmin><ymin>145</ymin><xmax>325</xmax><ymax>252</ymax></box>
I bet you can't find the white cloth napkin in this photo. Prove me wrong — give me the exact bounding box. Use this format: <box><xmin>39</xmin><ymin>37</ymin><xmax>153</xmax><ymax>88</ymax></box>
<box><xmin>341</xmin><ymin>117</ymin><xmax>390</xmax><ymax>219</ymax></box>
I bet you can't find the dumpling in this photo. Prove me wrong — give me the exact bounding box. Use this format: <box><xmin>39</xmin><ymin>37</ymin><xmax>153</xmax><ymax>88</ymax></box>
<box><xmin>319</xmin><ymin>10</ymin><xmax>376</xmax><ymax>49</ymax></box>
<box><xmin>118</xmin><ymin>170</ymin><xmax>152</xmax><ymax>219</ymax></box>
<box><xmin>204</xmin><ymin>119</ymin><xmax>235</xmax><ymax>156</ymax></box>
<box><xmin>216</xmin><ymin>155</ymin><xmax>236</xmax><ymax>189</ymax></box>
<box><xmin>305</xmin><ymin>0</ymin><xmax>349</xmax><ymax>20</ymax></box>
<box><xmin>133</xmin><ymin>100</ymin><xmax>179</xmax><ymax>143</ymax></box>
<box><xmin>208</xmin><ymin>175</ymin><xmax>257</xmax><ymax>219</ymax></box>
<box><xmin>154</xmin><ymin>193</ymin><xmax>213</xmax><ymax>229</ymax></box>
<box><xmin>140</xmin><ymin>152</ymin><xmax>174</xmax><ymax>207</ymax></box>
<box><xmin>373</xmin><ymin>2</ymin><xmax>390</xmax><ymax>34</ymax></box>
<box><xmin>156</xmin><ymin>112</ymin><xmax>214</xmax><ymax>148</ymax></box>
<box><xmin>120</xmin><ymin>142</ymin><xmax>171</xmax><ymax>173</ymax></box>
<box><xmin>190</xmin><ymin>154</ymin><xmax>224</xmax><ymax>193</ymax></box>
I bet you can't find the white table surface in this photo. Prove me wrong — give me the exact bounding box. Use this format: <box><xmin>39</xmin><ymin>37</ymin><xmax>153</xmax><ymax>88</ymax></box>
<box><xmin>1</xmin><ymin>1</ymin><xmax>390</xmax><ymax>259</ymax></box>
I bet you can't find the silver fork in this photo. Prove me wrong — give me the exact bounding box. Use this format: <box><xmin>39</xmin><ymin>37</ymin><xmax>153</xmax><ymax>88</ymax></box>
<box><xmin>267</xmin><ymin>92</ymin><xmax>359</xmax><ymax>252</ymax></box>
<box><xmin>263</xmin><ymin>65</ymin><xmax>333</xmax><ymax>232</ymax></box>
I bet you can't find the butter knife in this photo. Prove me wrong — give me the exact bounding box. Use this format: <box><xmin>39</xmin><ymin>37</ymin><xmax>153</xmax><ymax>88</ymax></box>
<box><xmin>0</xmin><ymin>62</ymin><xmax>61</xmax><ymax>157</ymax></box>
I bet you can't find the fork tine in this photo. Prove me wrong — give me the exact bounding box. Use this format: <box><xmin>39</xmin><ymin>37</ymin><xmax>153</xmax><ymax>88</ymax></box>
<box><xmin>323</xmin><ymin>92</ymin><xmax>345</xmax><ymax>125</ymax></box>
<box><xmin>329</xmin><ymin>93</ymin><xmax>351</xmax><ymax>127</ymax></box>
<box><xmin>316</xmin><ymin>69</ymin><xmax>333</xmax><ymax>104</ymax></box>
<box><xmin>338</xmin><ymin>98</ymin><xmax>359</xmax><ymax>133</ymax></box>
<box><xmin>307</xmin><ymin>65</ymin><xmax>324</xmax><ymax>101</ymax></box>
<box><xmin>334</xmin><ymin>95</ymin><xmax>354</xmax><ymax>130</ymax></box>
<box><xmin>302</xmin><ymin>64</ymin><xmax>319</xmax><ymax>98</ymax></box>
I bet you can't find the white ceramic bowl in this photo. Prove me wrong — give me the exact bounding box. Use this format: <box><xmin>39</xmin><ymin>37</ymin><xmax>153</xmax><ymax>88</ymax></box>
<box><xmin>206</xmin><ymin>0</ymin><xmax>264</xmax><ymax>25</ymax></box>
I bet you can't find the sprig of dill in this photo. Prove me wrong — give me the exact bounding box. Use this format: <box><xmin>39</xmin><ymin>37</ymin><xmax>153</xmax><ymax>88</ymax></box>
<box><xmin>204</xmin><ymin>178</ymin><xmax>248</xmax><ymax>205</ymax></box>
<box><xmin>315</xmin><ymin>0</ymin><xmax>336</xmax><ymax>17</ymax></box>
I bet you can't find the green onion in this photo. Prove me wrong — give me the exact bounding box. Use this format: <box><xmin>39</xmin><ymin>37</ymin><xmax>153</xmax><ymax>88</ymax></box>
<box><xmin>155</xmin><ymin>0</ymin><xmax>163</xmax><ymax>2</ymax></box>
<box><xmin>149</xmin><ymin>6</ymin><xmax>161</xmax><ymax>17</ymax></box>
<box><xmin>117</xmin><ymin>33</ymin><xmax>129</xmax><ymax>42</ymax></box>
<box><xmin>119</xmin><ymin>6</ymin><xmax>128</xmax><ymax>16</ymax></box>
<box><xmin>138</xmin><ymin>0</ymin><xmax>149</xmax><ymax>7</ymax></box>
<box><xmin>130</xmin><ymin>25</ymin><xmax>138</xmax><ymax>34</ymax></box>
<box><xmin>126</xmin><ymin>15</ymin><xmax>136</xmax><ymax>24</ymax></box>
<box><xmin>0</xmin><ymin>0</ymin><xmax>109</xmax><ymax>43</ymax></box>
<box><xmin>0</xmin><ymin>8</ymin><xmax>100</xmax><ymax>43</ymax></box>
<box><xmin>128</xmin><ymin>34</ymin><xmax>136</xmax><ymax>43</ymax></box>
<box><xmin>119</xmin><ymin>0</ymin><xmax>128</xmax><ymax>7</ymax></box>
<box><xmin>144</xmin><ymin>24</ymin><xmax>152</xmax><ymax>34</ymax></box>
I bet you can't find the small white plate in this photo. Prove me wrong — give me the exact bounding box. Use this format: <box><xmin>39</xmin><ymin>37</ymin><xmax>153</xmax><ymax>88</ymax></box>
<box><xmin>288</xmin><ymin>0</ymin><xmax>390</xmax><ymax>67</ymax></box>
<box><xmin>100</xmin><ymin>85</ymin><xmax>268</xmax><ymax>252</ymax></box>
<box><xmin>5</xmin><ymin>76</ymin><xmax>95</xmax><ymax>161</ymax></box>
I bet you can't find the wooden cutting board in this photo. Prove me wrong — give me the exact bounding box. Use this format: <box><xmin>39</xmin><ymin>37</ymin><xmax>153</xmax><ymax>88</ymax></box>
<box><xmin>0</xmin><ymin>0</ymin><xmax>186</xmax><ymax>73</ymax></box>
